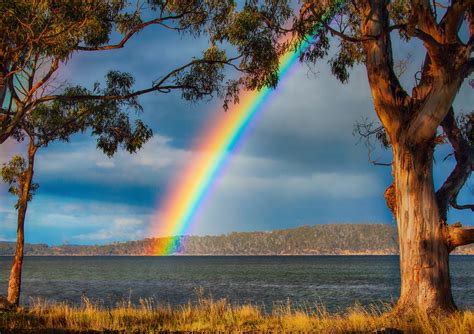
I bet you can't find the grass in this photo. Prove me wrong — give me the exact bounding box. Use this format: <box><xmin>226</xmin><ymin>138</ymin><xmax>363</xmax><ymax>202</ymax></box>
<box><xmin>1</xmin><ymin>296</ymin><xmax>473</xmax><ymax>333</ymax></box>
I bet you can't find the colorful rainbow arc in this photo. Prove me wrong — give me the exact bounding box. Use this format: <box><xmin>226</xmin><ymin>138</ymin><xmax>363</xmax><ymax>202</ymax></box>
<box><xmin>150</xmin><ymin>2</ymin><xmax>345</xmax><ymax>255</ymax></box>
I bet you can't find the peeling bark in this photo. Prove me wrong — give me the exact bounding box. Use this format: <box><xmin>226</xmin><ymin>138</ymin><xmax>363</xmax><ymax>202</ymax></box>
<box><xmin>392</xmin><ymin>141</ymin><xmax>456</xmax><ymax>314</ymax></box>
<box><xmin>384</xmin><ymin>183</ymin><xmax>396</xmax><ymax>216</ymax></box>
<box><xmin>447</xmin><ymin>224</ymin><xmax>474</xmax><ymax>251</ymax></box>
<box><xmin>359</xmin><ymin>0</ymin><xmax>408</xmax><ymax>139</ymax></box>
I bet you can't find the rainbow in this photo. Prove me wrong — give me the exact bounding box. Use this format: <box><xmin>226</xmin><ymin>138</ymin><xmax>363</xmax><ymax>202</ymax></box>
<box><xmin>149</xmin><ymin>2</ymin><xmax>345</xmax><ymax>255</ymax></box>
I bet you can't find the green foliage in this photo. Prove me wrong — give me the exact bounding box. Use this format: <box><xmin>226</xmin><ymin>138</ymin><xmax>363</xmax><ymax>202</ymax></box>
<box><xmin>1</xmin><ymin>0</ymin><xmax>297</xmax><ymax>144</ymax></box>
<box><xmin>146</xmin><ymin>0</ymin><xmax>238</xmax><ymax>37</ymax></box>
<box><xmin>20</xmin><ymin>70</ymin><xmax>152</xmax><ymax>156</ymax></box>
<box><xmin>328</xmin><ymin>40</ymin><xmax>356</xmax><ymax>83</ymax></box>
<box><xmin>176</xmin><ymin>46</ymin><xmax>227</xmax><ymax>102</ymax></box>
<box><xmin>0</xmin><ymin>0</ymin><xmax>125</xmax><ymax>59</ymax></box>
<box><xmin>296</xmin><ymin>0</ymin><xmax>366</xmax><ymax>83</ymax></box>
<box><xmin>1</xmin><ymin>155</ymin><xmax>39</xmax><ymax>209</ymax></box>
<box><xmin>222</xmin><ymin>1</ymin><xmax>291</xmax><ymax>90</ymax></box>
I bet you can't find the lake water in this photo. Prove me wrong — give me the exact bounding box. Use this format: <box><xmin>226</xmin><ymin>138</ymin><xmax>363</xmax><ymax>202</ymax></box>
<box><xmin>1</xmin><ymin>256</ymin><xmax>473</xmax><ymax>312</ymax></box>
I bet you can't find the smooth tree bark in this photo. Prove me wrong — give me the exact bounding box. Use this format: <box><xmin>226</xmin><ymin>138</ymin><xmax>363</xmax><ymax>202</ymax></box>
<box><xmin>7</xmin><ymin>140</ymin><xmax>37</xmax><ymax>306</ymax></box>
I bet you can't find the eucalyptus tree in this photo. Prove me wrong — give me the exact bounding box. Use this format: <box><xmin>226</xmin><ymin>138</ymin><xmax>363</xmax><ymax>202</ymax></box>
<box><xmin>288</xmin><ymin>0</ymin><xmax>474</xmax><ymax>314</ymax></box>
<box><xmin>2</xmin><ymin>71</ymin><xmax>152</xmax><ymax>307</ymax></box>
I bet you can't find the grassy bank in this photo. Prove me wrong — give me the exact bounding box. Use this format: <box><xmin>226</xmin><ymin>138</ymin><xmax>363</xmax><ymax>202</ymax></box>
<box><xmin>1</xmin><ymin>297</ymin><xmax>473</xmax><ymax>333</ymax></box>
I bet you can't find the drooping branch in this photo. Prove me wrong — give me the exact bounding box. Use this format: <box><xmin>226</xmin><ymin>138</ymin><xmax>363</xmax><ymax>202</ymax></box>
<box><xmin>75</xmin><ymin>13</ymin><xmax>190</xmax><ymax>52</ymax></box>
<box><xmin>436</xmin><ymin>108</ymin><xmax>473</xmax><ymax>221</ymax></box>
<box><xmin>450</xmin><ymin>201</ymin><xmax>474</xmax><ymax>212</ymax></box>
<box><xmin>29</xmin><ymin>56</ymin><xmax>243</xmax><ymax>108</ymax></box>
<box><xmin>0</xmin><ymin>54</ymin><xmax>245</xmax><ymax>145</ymax></box>
<box><xmin>353</xmin><ymin>118</ymin><xmax>392</xmax><ymax>166</ymax></box>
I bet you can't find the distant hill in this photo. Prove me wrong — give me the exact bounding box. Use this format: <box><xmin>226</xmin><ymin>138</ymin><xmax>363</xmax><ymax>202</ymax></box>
<box><xmin>1</xmin><ymin>224</ymin><xmax>473</xmax><ymax>256</ymax></box>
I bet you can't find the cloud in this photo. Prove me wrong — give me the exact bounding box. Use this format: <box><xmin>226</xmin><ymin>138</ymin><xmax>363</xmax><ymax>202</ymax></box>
<box><xmin>30</xmin><ymin>134</ymin><xmax>203</xmax><ymax>207</ymax></box>
<box><xmin>217</xmin><ymin>168</ymin><xmax>381</xmax><ymax>199</ymax></box>
<box><xmin>73</xmin><ymin>217</ymin><xmax>147</xmax><ymax>242</ymax></box>
<box><xmin>0</xmin><ymin>201</ymin><xmax>18</xmax><ymax>230</ymax></box>
<box><xmin>0</xmin><ymin>195</ymin><xmax>154</xmax><ymax>245</ymax></box>
<box><xmin>96</xmin><ymin>161</ymin><xmax>115</xmax><ymax>169</ymax></box>
<box><xmin>36</xmin><ymin>135</ymin><xmax>190</xmax><ymax>187</ymax></box>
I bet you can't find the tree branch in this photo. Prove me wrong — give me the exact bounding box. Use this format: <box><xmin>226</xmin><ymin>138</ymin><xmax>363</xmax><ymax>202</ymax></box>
<box><xmin>75</xmin><ymin>14</ymin><xmax>189</xmax><ymax>52</ymax></box>
<box><xmin>439</xmin><ymin>0</ymin><xmax>471</xmax><ymax>44</ymax></box>
<box><xmin>25</xmin><ymin>58</ymin><xmax>60</xmax><ymax>102</ymax></box>
<box><xmin>30</xmin><ymin>57</ymin><xmax>242</xmax><ymax>107</ymax></box>
<box><xmin>411</xmin><ymin>0</ymin><xmax>443</xmax><ymax>43</ymax></box>
<box><xmin>468</xmin><ymin>58</ymin><xmax>474</xmax><ymax>76</ymax></box>
<box><xmin>450</xmin><ymin>201</ymin><xmax>474</xmax><ymax>212</ymax></box>
<box><xmin>323</xmin><ymin>22</ymin><xmax>373</xmax><ymax>42</ymax></box>
<box><xmin>436</xmin><ymin>108</ymin><xmax>474</xmax><ymax>221</ymax></box>
<box><xmin>358</xmin><ymin>0</ymin><xmax>410</xmax><ymax>138</ymax></box>
<box><xmin>448</xmin><ymin>223</ymin><xmax>474</xmax><ymax>251</ymax></box>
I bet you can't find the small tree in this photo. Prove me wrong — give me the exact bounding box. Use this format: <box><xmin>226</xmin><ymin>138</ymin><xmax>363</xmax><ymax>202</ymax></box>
<box><xmin>289</xmin><ymin>0</ymin><xmax>473</xmax><ymax>314</ymax></box>
<box><xmin>2</xmin><ymin>72</ymin><xmax>152</xmax><ymax>307</ymax></box>
<box><xmin>0</xmin><ymin>0</ymin><xmax>292</xmax><ymax>307</ymax></box>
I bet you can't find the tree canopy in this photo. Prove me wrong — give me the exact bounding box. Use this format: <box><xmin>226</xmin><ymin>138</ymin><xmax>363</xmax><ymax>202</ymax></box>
<box><xmin>0</xmin><ymin>0</ymin><xmax>292</xmax><ymax>143</ymax></box>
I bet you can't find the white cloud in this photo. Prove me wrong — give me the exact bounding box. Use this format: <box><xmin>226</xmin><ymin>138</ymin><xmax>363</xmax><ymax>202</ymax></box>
<box><xmin>25</xmin><ymin>196</ymin><xmax>151</xmax><ymax>229</ymax></box>
<box><xmin>96</xmin><ymin>161</ymin><xmax>115</xmax><ymax>169</ymax></box>
<box><xmin>218</xmin><ymin>171</ymin><xmax>380</xmax><ymax>199</ymax></box>
<box><xmin>73</xmin><ymin>217</ymin><xmax>146</xmax><ymax>242</ymax></box>
<box><xmin>115</xmin><ymin>217</ymin><xmax>144</xmax><ymax>228</ymax></box>
<box><xmin>0</xmin><ymin>200</ymin><xmax>18</xmax><ymax>229</ymax></box>
<box><xmin>36</xmin><ymin>135</ymin><xmax>192</xmax><ymax>187</ymax></box>
<box><xmin>253</xmin><ymin>64</ymin><xmax>373</xmax><ymax>141</ymax></box>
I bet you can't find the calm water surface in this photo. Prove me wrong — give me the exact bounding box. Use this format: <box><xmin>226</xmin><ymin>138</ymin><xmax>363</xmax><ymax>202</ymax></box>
<box><xmin>1</xmin><ymin>256</ymin><xmax>473</xmax><ymax>312</ymax></box>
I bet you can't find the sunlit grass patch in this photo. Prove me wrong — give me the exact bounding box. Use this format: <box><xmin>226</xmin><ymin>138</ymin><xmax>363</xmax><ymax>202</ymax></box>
<box><xmin>1</xmin><ymin>296</ymin><xmax>473</xmax><ymax>333</ymax></box>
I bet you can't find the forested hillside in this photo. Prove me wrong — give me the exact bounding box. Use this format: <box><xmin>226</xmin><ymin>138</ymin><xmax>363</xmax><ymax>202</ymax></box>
<box><xmin>1</xmin><ymin>224</ymin><xmax>473</xmax><ymax>255</ymax></box>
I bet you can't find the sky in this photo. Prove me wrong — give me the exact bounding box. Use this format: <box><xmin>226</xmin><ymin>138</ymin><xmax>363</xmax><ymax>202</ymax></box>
<box><xmin>0</xmin><ymin>18</ymin><xmax>472</xmax><ymax>245</ymax></box>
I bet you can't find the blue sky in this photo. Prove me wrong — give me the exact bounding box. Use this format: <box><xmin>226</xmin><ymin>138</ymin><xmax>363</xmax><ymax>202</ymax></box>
<box><xmin>0</xmin><ymin>22</ymin><xmax>472</xmax><ymax>245</ymax></box>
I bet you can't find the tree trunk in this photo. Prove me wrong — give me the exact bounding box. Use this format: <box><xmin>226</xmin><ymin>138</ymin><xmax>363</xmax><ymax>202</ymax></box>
<box><xmin>7</xmin><ymin>141</ymin><xmax>36</xmax><ymax>307</ymax></box>
<box><xmin>392</xmin><ymin>140</ymin><xmax>455</xmax><ymax>314</ymax></box>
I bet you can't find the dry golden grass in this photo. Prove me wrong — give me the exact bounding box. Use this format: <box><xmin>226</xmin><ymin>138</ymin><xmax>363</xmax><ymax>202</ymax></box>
<box><xmin>1</xmin><ymin>296</ymin><xmax>473</xmax><ymax>333</ymax></box>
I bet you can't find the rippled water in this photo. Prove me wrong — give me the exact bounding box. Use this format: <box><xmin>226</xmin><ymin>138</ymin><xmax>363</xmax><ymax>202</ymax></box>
<box><xmin>1</xmin><ymin>256</ymin><xmax>473</xmax><ymax>312</ymax></box>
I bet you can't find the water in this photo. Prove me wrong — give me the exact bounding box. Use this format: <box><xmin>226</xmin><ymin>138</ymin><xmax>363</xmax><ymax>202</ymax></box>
<box><xmin>1</xmin><ymin>256</ymin><xmax>473</xmax><ymax>312</ymax></box>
